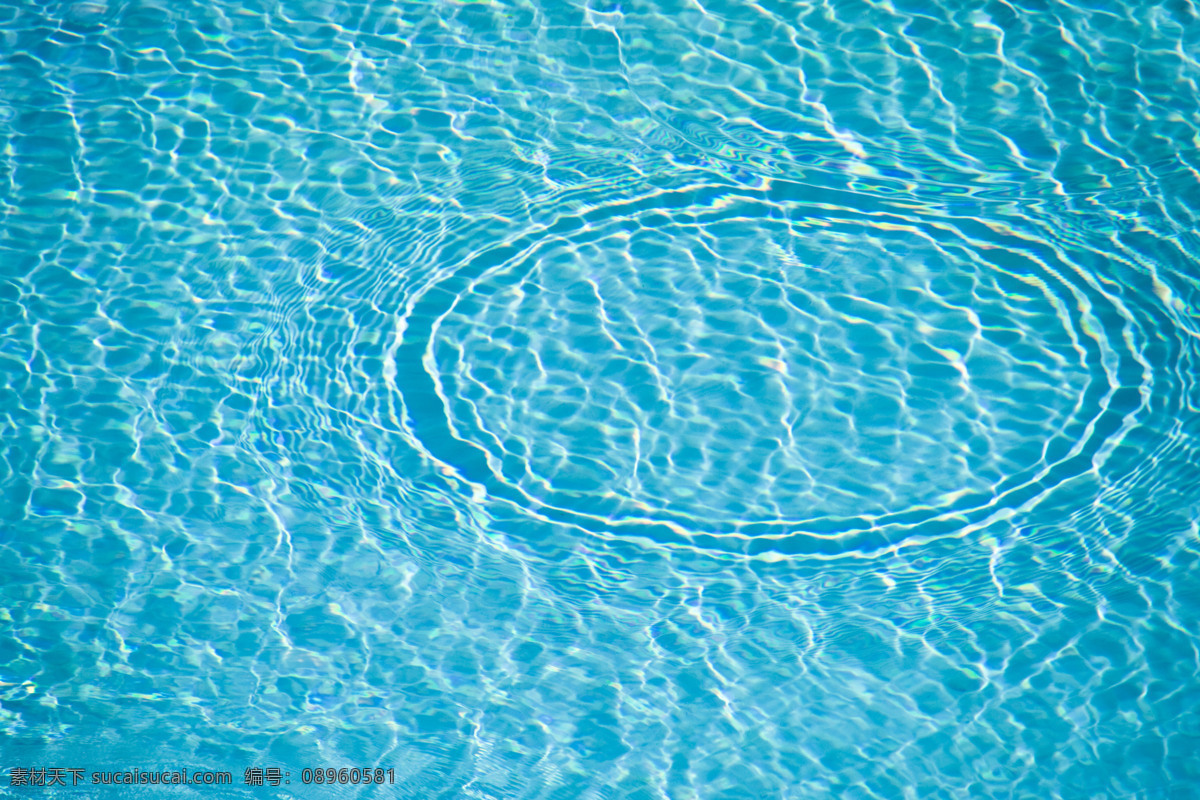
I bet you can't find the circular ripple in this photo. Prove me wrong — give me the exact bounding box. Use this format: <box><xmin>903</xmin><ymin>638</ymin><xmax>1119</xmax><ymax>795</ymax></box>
<box><xmin>395</xmin><ymin>181</ymin><xmax>1156</xmax><ymax>556</ymax></box>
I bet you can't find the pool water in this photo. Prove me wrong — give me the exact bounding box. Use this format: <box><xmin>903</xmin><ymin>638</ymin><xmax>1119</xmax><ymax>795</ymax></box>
<box><xmin>2</xmin><ymin>0</ymin><xmax>1199</xmax><ymax>797</ymax></box>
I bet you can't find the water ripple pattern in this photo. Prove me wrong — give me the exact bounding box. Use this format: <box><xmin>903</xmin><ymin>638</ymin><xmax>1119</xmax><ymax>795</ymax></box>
<box><xmin>1</xmin><ymin>0</ymin><xmax>1199</xmax><ymax>797</ymax></box>
<box><xmin>397</xmin><ymin>179</ymin><xmax>1189</xmax><ymax>556</ymax></box>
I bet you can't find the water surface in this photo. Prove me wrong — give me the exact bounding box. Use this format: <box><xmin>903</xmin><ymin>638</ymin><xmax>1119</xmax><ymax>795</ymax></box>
<box><xmin>1</xmin><ymin>0</ymin><xmax>1199</xmax><ymax>797</ymax></box>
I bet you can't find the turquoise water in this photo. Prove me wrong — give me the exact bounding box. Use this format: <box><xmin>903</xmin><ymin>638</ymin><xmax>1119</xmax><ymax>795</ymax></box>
<box><xmin>2</xmin><ymin>0</ymin><xmax>1199</xmax><ymax>796</ymax></box>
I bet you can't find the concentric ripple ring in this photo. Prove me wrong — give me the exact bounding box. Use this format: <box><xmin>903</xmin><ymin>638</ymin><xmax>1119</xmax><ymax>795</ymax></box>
<box><xmin>392</xmin><ymin>179</ymin><xmax>1156</xmax><ymax>557</ymax></box>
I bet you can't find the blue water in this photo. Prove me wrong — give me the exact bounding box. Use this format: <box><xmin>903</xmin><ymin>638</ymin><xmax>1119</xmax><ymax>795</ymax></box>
<box><xmin>2</xmin><ymin>0</ymin><xmax>1199</xmax><ymax>797</ymax></box>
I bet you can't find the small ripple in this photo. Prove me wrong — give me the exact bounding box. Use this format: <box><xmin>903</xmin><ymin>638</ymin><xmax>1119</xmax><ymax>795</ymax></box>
<box><xmin>382</xmin><ymin>176</ymin><xmax>1193</xmax><ymax>558</ymax></box>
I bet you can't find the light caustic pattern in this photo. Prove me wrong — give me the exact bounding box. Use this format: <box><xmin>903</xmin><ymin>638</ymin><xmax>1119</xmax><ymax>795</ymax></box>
<box><xmin>1</xmin><ymin>0</ymin><xmax>1200</xmax><ymax>798</ymax></box>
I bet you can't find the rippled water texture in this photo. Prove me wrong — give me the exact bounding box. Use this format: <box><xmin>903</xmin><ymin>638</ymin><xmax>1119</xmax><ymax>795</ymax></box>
<box><xmin>2</xmin><ymin>0</ymin><xmax>1200</xmax><ymax>797</ymax></box>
